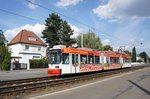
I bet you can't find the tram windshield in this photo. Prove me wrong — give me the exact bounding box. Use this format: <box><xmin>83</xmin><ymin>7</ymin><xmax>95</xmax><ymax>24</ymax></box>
<box><xmin>48</xmin><ymin>49</ymin><xmax>61</xmax><ymax>64</ymax></box>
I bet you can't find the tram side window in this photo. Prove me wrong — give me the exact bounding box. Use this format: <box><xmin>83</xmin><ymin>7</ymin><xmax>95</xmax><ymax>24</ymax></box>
<box><xmin>129</xmin><ymin>58</ymin><xmax>131</xmax><ymax>63</ymax></box>
<box><xmin>111</xmin><ymin>57</ymin><xmax>119</xmax><ymax>63</ymax></box>
<box><xmin>95</xmin><ymin>56</ymin><xmax>100</xmax><ymax>64</ymax></box>
<box><xmin>125</xmin><ymin>58</ymin><xmax>130</xmax><ymax>63</ymax></box>
<box><xmin>106</xmin><ymin>57</ymin><xmax>109</xmax><ymax>63</ymax></box>
<box><xmin>88</xmin><ymin>55</ymin><xmax>94</xmax><ymax>64</ymax></box>
<box><xmin>110</xmin><ymin>57</ymin><xmax>114</xmax><ymax>63</ymax></box>
<box><xmin>80</xmin><ymin>55</ymin><xmax>87</xmax><ymax>64</ymax></box>
<box><xmin>62</xmin><ymin>54</ymin><xmax>69</xmax><ymax>64</ymax></box>
<box><xmin>115</xmin><ymin>58</ymin><xmax>119</xmax><ymax>63</ymax></box>
<box><xmin>72</xmin><ymin>54</ymin><xmax>78</xmax><ymax>64</ymax></box>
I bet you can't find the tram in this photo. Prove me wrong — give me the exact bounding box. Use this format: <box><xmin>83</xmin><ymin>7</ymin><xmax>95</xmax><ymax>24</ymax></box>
<box><xmin>47</xmin><ymin>45</ymin><xmax>131</xmax><ymax>76</ymax></box>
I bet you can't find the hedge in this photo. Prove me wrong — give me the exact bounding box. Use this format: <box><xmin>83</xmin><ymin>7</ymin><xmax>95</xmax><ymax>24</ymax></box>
<box><xmin>29</xmin><ymin>58</ymin><xmax>48</xmax><ymax>68</ymax></box>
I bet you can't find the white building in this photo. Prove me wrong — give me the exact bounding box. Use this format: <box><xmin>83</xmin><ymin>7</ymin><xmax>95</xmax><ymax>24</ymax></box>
<box><xmin>8</xmin><ymin>30</ymin><xmax>47</xmax><ymax>70</ymax></box>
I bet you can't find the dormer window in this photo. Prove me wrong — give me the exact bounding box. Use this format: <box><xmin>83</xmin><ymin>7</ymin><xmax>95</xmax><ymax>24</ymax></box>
<box><xmin>28</xmin><ymin>36</ymin><xmax>36</xmax><ymax>41</ymax></box>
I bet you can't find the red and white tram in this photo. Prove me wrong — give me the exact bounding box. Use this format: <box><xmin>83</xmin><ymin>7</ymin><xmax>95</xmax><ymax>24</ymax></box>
<box><xmin>47</xmin><ymin>45</ymin><xmax>131</xmax><ymax>76</ymax></box>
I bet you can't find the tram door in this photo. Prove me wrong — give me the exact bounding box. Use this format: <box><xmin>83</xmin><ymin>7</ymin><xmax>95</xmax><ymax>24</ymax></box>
<box><xmin>62</xmin><ymin>53</ymin><xmax>71</xmax><ymax>74</ymax></box>
<box><xmin>119</xmin><ymin>57</ymin><xmax>124</xmax><ymax>64</ymax></box>
<box><xmin>71</xmin><ymin>54</ymin><xmax>79</xmax><ymax>73</ymax></box>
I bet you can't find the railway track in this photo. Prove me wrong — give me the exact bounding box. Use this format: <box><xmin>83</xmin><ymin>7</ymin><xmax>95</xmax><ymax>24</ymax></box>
<box><xmin>0</xmin><ymin>76</ymin><xmax>58</xmax><ymax>88</ymax></box>
<box><xmin>0</xmin><ymin>65</ymin><xmax>149</xmax><ymax>99</ymax></box>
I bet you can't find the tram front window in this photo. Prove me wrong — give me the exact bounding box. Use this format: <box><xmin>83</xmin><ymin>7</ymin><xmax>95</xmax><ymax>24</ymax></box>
<box><xmin>49</xmin><ymin>49</ymin><xmax>61</xmax><ymax>64</ymax></box>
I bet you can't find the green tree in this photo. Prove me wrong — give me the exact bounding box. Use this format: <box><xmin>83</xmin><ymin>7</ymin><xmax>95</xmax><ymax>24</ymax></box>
<box><xmin>124</xmin><ymin>50</ymin><xmax>132</xmax><ymax>56</ymax></box>
<box><xmin>0</xmin><ymin>44</ymin><xmax>5</xmax><ymax>67</ymax></box>
<box><xmin>139</xmin><ymin>51</ymin><xmax>148</xmax><ymax>63</ymax></box>
<box><xmin>137</xmin><ymin>59</ymin><xmax>142</xmax><ymax>63</ymax></box>
<box><xmin>77</xmin><ymin>31</ymin><xmax>103</xmax><ymax>50</ymax></box>
<box><xmin>0</xmin><ymin>30</ymin><xmax>5</xmax><ymax>68</ymax></box>
<box><xmin>132</xmin><ymin>46</ymin><xmax>136</xmax><ymax>62</ymax></box>
<box><xmin>103</xmin><ymin>45</ymin><xmax>113</xmax><ymax>51</ymax></box>
<box><xmin>2</xmin><ymin>48</ymin><xmax>10</xmax><ymax>70</ymax></box>
<box><xmin>0</xmin><ymin>30</ymin><xmax>5</xmax><ymax>45</ymax></box>
<box><xmin>42</xmin><ymin>13</ymin><xmax>76</xmax><ymax>47</ymax></box>
<box><xmin>0</xmin><ymin>30</ymin><xmax>10</xmax><ymax>70</ymax></box>
<box><xmin>148</xmin><ymin>57</ymin><xmax>150</xmax><ymax>63</ymax></box>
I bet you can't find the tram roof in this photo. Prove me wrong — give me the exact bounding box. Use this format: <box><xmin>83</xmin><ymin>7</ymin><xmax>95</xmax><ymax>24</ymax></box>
<box><xmin>50</xmin><ymin>46</ymin><xmax>131</xmax><ymax>58</ymax></box>
<box><xmin>104</xmin><ymin>51</ymin><xmax>131</xmax><ymax>58</ymax></box>
<box><xmin>61</xmin><ymin>47</ymin><xmax>101</xmax><ymax>56</ymax></box>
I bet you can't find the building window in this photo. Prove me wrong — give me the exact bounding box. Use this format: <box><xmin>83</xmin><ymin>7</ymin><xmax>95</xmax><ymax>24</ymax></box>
<box><xmin>25</xmin><ymin>45</ymin><xmax>29</xmax><ymax>50</ymax></box>
<box><xmin>28</xmin><ymin>36</ymin><xmax>36</xmax><ymax>41</ymax></box>
<box><xmin>38</xmin><ymin>47</ymin><xmax>41</xmax><ymax>51</ymax></box>
<box><xmin>33</xmin><ymin>56</ymin><xmax>40</xmax><ymax>59</ymax></box>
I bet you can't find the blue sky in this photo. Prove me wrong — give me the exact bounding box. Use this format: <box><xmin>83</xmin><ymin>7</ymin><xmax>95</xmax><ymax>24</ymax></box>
<box><xmin>0</xmin><ymin>0</ymin><xmax>150</xmax><ymax>56</ymax></box>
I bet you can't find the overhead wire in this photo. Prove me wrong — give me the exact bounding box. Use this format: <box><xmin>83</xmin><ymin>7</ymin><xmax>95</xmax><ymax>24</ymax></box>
<box><xmin>25</xmin><ymin>0</ymin><xmax>92</xmax><ymax>29</ymax></box>
<box><xmin>0</xmin><ymin>8</ymin><xmax>43</xmax><ymax>22</ymax></box>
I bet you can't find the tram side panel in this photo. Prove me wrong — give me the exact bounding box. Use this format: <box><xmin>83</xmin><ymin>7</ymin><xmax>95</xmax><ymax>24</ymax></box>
<box><xmin>109</xmin><ymin>57</ymin><xmax>122</xmax><ymax>69</ymax></box>
<box><xmin>122</xmin><ymin>58</ymin><xmax>132</xmax><ymax>68</ymax></box>
<box><xmin>80</xmin><ymin>53</ymin><xmax>102</xmax><ymax>73</ymax></box>
<box><xmin>103</xmin><ymin>56</ymin><xmax>110</xmax><ymax>70</ymax></box>
<box><xmin>103</xmin><ymin>55</ymin><xmax>122</xmax><ymax>70</ymax></box>
<box><xmin>59</xmin><ymin>53</ymin><xmax>81</xmax><ymax>75</ymax></box>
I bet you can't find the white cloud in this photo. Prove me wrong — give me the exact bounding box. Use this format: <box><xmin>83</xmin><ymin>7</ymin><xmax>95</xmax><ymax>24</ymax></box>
<box><xmin>102</xmin><ymin>39</ymin><xmax>110</xmax><ymax>45</ymax></box>
<box><xmin>93</xmin><ymin>0</ymin><xmax>150</xmax><ymax>19</ymax></box>
<box><xmin>130</xmin><ymin>39</ymin><xmax>135</xmax><ymax>42</ymax></box>
<box><xmin>4</xmin><ymin>23</ymin><xmax>82</xmax><ymax>42</ymax></box>
<box><xmin>56</xmin><ymin>0</ymin><xmax>83</xmax><ymax>8</ymax></box>
<box><xmin>70</xmin><ymin>24</ymin><xmax>83</xmax><ymax>38</ymax></box>
<box><xmin>27</xmin><ymin>0</ymin><xmax>37</xmax><ymax>9</ymax></box>
<box><xmin>4</xmin><ymin>23</ymin><xmax>45</xmax><ymax>42</ymax></box>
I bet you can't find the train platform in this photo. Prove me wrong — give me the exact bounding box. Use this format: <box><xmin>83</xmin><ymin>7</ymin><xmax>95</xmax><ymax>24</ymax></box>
<box><xmin>0</xmin><ymin>68</ymin><xmax>48</xmax><ymax>81</ymax></box>
<box><xmin>30</xmin><ymin>66</ymin><xmax>150</xmax><ymax>99</ymax></box>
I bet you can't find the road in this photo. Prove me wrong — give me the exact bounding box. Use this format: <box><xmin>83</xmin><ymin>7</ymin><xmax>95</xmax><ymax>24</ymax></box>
<box><xmin>30</xmin><ymin>67</ymin><xmax>150</xmax><ymax>99</ymax></box>
<box><xmin>0</xmin><ymin>69</ymin><xmax>47</xmax><ymax>81</ymax></box>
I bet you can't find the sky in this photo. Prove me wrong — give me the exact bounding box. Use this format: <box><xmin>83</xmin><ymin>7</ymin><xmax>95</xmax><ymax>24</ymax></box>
<box><xmin>0</xmin><ymin>0</ymin><xmax>150</xmax><ymax>56</ymax></box>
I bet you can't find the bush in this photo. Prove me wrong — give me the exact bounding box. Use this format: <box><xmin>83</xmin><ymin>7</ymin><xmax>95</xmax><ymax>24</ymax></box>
<box><xmin>137</xmin><ymin>59</ymin><xmax>142</xmax><ymax>63</ymax></box>
<box><xmin>30</xmin><ymin>58</ymin><xmax>48</xmax><ymax>68</ymax></box>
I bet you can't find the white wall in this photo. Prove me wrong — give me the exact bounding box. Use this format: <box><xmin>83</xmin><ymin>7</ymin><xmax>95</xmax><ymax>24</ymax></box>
<box><xmin>9</xmin><ymin>44</ymin><xmax>21</xmax><ymax>57</ymax></box>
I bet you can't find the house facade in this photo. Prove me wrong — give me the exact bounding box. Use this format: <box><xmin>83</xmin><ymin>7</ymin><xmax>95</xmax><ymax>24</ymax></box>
<box><xmin>8</xmin><ymin>30</ymin><xmax>47</xmax><ymax>70</ymax></box>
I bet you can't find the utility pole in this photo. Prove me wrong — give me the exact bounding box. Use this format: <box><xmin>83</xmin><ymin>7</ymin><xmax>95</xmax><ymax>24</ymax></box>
<box><xmin>81</xmin><ymin>33</ymin><xmax>83</xmax><ymax>48</ymax></box>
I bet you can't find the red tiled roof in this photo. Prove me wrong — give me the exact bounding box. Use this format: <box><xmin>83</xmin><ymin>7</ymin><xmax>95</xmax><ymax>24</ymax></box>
<box><xmin>8</xmin><ymin>29</ymin><xmax>46</xmax><ymax>46</ymax></box>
